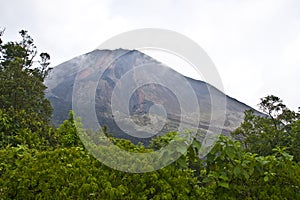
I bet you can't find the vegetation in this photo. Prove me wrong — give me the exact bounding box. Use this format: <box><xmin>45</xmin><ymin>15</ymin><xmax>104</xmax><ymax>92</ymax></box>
<box><xmin>0</xmin><ymin>30</ymin><xmax>299</xmax><ymax>199</ymax></box>
<box><xmin>232</xmin><ymin>95</ymin><xmax>300</xmax><ymax>162</ymax></box>
<box><xmin>0</xmin><ymin>29</ymin><xmax>52</xmax><ymax>122</ymax></box>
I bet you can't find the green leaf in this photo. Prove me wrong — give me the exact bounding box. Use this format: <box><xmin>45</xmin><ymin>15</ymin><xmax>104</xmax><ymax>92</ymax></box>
<box><xmin>225</xmin><ymin>146</ymin><xmax>235</xmax><ymax>159</ymax></box>
<box><xmin>264</xmin><ymin>176</ymin><xmax>269</xmax><ymax>182</ymax></box>
<box><xmin>233</xmin><ymin>166</ymin><xmax>241</xmax><ymax>176</ymax></box>
<box><xmin>192</xmin><ymin>140</ymin><xmax>201</xmax><ymax>150</ymax></box>
<box><xmin>219</xmin><ymin>173</ymin><xmax>229</xmax><ymax>181</ymax></box>
<box><xmin>176</xmin><ymin>157</ymin><xmax>188</xmax><ymax>168</ymax></box>
<box><xmin>242</xmin><ymin>170</ymin><xmax>249</xmax><ymax>180</ymax></box>
<box><xmin>219</xmin><ymin>182</ymin><xmax>229</xmax><ymax>189</ymax></box>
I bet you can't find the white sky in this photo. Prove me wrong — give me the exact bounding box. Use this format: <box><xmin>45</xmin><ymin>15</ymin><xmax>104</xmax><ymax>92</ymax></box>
<box><xmin>1</xmin><ymin>0</ymin><xmax>299</xmax><ymax>111</ymax></box>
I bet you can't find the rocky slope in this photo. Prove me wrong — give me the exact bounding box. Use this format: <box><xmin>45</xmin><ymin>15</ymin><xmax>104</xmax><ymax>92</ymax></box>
<box><xmin>45</xmin><ymin>49</ymin><xmax>258</xmax><ymax>144</ymax></box>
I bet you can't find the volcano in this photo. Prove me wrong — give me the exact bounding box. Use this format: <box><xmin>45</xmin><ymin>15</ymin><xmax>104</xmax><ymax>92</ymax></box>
<box><xmin>45</xmin><ymin>49</ymin><xmax>258</xmax><ymax>144</ymax></box>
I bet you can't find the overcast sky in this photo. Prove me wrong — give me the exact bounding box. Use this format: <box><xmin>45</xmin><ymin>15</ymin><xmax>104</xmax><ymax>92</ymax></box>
<box><xmin>1</xmin><ymin>0</ymin><xmax>299</xmax><ymax>111</ymax></box>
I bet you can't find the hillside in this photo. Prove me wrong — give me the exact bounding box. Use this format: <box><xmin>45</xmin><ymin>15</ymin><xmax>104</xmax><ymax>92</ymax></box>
<box><xmin>45</xmin><ymin>49</ymin><xmax>259</xmax><ymax>143</ymax></box>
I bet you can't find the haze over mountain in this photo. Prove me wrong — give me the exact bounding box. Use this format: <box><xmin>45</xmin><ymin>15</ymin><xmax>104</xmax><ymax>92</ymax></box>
<box><xmin>45</xmin><ymin>49</ymin><xmax>258</xmax><ymax>144</ymax></box>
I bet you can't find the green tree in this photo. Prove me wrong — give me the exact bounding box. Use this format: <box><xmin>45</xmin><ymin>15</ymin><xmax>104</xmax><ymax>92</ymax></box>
<box><xmin>57</xmin><ymin>110</ymin><xmax>83</xmax><ymax>148</ymax></box>
<box><xmin>202</xmin><ymin>135</ymin><xmax>300</xmax><ymax>199</ymax></box>
<box><xmin>0</xmin><ymin>30</ymin><xmax>55</xmax><ymax>149</ymax></box>
<box><xmin>232</xmin><ymin>95</ymin><xmax>300</xmax><ymax>160</ymax></box>
<box><xmin>291</xmin><ymin>118</ymin><xmax>300</xmax><ymax>161</ymax></box>
<box><xmin>0</xmin><ymin>108</ymin><xmax>56</xmax><ymax>149</ymax></box>
<box><xmin>0</xmin><ymin>29</ymin><xmax>52</xmax><ymax>122</ymax></box>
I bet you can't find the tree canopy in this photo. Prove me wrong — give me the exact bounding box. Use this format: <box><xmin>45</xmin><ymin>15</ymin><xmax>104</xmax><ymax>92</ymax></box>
<box><xmin>232</xmin><ymin>95</ymin><xmax>300</xmax><ymax>161</ymax></box>
<box><xmin>0</xmin><ymin>29</ymin><xmax>52</xmax><ymax>121</ymax></box>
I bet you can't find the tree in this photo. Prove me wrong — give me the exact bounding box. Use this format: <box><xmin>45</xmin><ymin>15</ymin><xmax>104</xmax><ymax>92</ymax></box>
<box><xmin>0</xmin><ymin>30</ymin><xmax>52</xmax><ymax>122</ymax></box>
<box><xmin>202</xmin><ymin>135</ymin><xmax>300</xmax><ymax>199</ymax></box>
<box><xmin>0</xmin><ymin>30</ymin><xmax>55</xmax><ymax>149</ymax></box>
<box><xmin>232</xmin><ymin>95</ymin><xmax>300</xmax><ymax>160</ymax></box>
<box><xmin>0</xmin><ymin>108</ymin><xmax>55</xmax><ymax>149</ymax></box>
<box><xmin>57</xmin><ymin>110</ymin><xmax>83</xmax><ymax>148</ymax></box>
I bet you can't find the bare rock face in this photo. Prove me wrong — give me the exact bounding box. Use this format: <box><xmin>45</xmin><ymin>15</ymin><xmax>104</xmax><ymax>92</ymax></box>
<box><xmin>45</xmin><ymin>49</ymin><xmax>257</xmax><ymax>144</ymax></box>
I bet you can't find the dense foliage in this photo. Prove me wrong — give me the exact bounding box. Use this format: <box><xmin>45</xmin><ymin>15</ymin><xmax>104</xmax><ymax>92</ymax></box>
<box><xmin>0</xmin><ymin>30</ymin><xmax>299</xmax><ymax>199</ymax></box>
<box><xmin>0</xmin><ymin>29</ymin><xmax>52</xmax><ymax>122</ymax></box>
<box><xmin>1</xmin><ymin>115</ymin><xmax>299</xmax><ymax>199</ymax></box>
<box><xmin>232</xmin><ymin>95</ymin><xmax>300</xmax><ymax>162</ymax></box>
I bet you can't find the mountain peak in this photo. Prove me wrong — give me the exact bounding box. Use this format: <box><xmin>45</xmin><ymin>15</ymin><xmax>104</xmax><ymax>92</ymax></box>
<box><xmin>45</xmin><ymin>49</ymin><xmax>255</xmax><ymax>144</ymax></box>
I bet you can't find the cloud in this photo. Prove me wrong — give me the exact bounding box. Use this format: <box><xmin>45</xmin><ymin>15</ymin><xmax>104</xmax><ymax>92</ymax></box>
<box><xmin>284</xmin><ymin>35</ymin><xmax>300</xmax><ymax>65</ymax></box>
<box><xmin>0</xmin><ymin>0</ymin><xmax>299</xmax><ymax>110</ymax></box>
